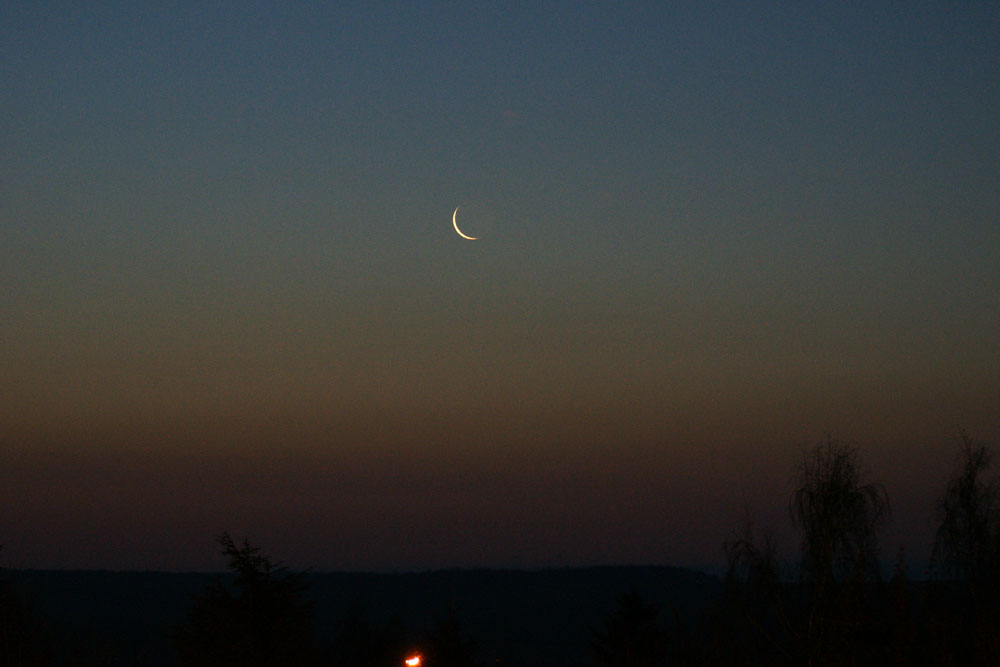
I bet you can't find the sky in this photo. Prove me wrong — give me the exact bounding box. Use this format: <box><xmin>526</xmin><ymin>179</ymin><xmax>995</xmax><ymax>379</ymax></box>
<box><xmin>2</xmin><ymin>2</ymin><xmax>998</xmax><ymax>572</ymax></box>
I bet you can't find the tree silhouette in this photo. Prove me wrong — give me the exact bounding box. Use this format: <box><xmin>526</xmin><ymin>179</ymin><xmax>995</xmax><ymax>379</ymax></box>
<box><xmin>717</xmin><ymin>440</ymin><xmax>892</xmax><ymax>665</ymax></box>
<box><xmin>790</xmin><ymin>438</ymin><xmax>890</xmax><ymax>665</ymax></box>
<box><xmin>932</xmin><ymin>433</ymin><xmax>1000</xmax><ymax>596</ymax></box>
<box><xmin>590</xmin><ymin>589</ymin><xmax>667</xmax><ymax>667</ymax></box>
<box><xmin>930</xmin><ymin>433</ymin><xmax>1000</xmax><ymax>664</ymax></box>
<box><xmin>174</xmin><ymin>534</ymin><xmax>318</xmax><ymax>666</ymax></box>
<box><xmin>791</xmin><ymin>438</ymin><xmax>890</xmax><ymax>594</ymax></box>
<box><xmin>720</xmin><ymin>520</ymin><xmax>792</xmax><ymax>665</ymax></box>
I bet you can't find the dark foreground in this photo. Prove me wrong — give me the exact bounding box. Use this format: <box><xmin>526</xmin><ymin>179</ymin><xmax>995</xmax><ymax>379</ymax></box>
<box><xmin>3</xmin><ymin>566</ymin><xmax>719</xmax><ymax>666</ymax></box>
<box><xmin>3</xmin><ymin>565</ymin><xmax>997</xmax><ymax>666</ymax></box>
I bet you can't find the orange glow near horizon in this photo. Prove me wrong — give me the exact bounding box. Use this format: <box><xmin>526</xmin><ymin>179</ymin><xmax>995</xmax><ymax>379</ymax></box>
<box><xmin>405</xmin><ymin>655</ymin><xmax>421</xmax><ymax>666</ymax></box>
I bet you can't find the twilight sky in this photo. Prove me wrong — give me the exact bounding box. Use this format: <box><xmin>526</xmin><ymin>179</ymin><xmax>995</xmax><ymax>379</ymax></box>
<box><xmin>2</xmin><ymin>2</ymin><xmax>998</xmax><ymax>572</ymax></box>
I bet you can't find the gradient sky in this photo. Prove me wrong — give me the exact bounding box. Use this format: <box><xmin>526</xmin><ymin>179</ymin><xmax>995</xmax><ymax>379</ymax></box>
<box><xmin>2</xmin><ymin>2</ymin><xmax>998</xmax><ymax>572</ymax></box>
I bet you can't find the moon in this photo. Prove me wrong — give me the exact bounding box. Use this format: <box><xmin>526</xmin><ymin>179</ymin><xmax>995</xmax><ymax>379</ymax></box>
<box><xmin>452</xmin><ymin>206</ymin><xmax>478</xmax><ymax>240</ymax></box>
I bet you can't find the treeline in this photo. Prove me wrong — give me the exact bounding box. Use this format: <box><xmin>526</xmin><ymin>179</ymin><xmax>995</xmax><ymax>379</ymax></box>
<box><xmin>578</xmin><ymin>434</ymin><xmax>1000</xmax><ymax>666</ymax></box>
<box><xmin>2</xmin><ymin>434</ymin><xmax>999</xmax><ymax>666</ymax></box>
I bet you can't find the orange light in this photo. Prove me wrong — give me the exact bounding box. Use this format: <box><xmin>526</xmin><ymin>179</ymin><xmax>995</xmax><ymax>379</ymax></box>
<box><xmin>405</xmin><ymin>656</ymin><xmax>421</xmax><ymax>666</ymax></box>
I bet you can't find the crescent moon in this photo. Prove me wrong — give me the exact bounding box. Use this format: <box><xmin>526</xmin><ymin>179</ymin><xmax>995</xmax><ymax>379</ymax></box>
<box><xmin>452</xmin><ymin>206</ymin><xmax>478</xmax><ymax>240</ymax></box>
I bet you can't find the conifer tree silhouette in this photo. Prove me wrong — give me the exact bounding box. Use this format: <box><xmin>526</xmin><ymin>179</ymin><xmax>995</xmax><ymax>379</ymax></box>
<box><xmin>174</xmin><ymin>533</ymin><xmax>318</xmax><ymax>666</ymax></box>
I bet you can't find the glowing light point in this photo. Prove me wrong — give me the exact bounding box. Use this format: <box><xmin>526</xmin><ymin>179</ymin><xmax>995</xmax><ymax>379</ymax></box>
<box><xmin>405</xmin><ymin>656</ymin><xmax>421</xmax><ymax>666</ymax></box>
